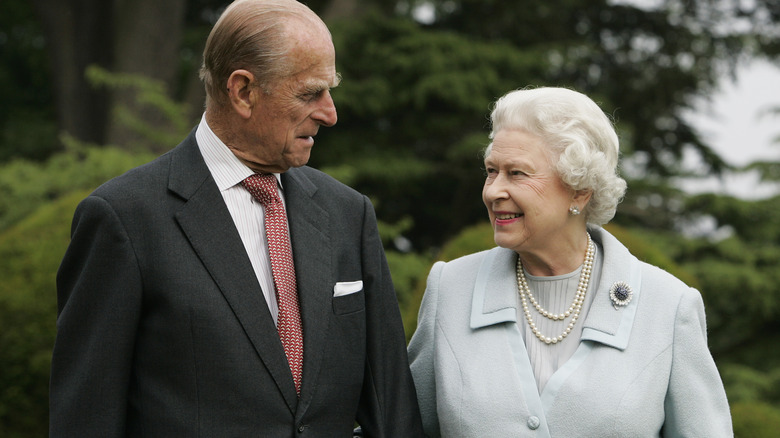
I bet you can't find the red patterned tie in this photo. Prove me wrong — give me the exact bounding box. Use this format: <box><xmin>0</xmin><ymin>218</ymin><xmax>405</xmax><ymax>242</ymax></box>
<box><xmin>242</xmin><ymin>174</ymin><xmax>304</xmax><ymax>395</ymax></box>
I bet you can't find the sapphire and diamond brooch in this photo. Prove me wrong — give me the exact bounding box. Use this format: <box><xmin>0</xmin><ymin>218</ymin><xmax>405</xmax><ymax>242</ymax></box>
<box><xmin>609</xmin><ymin>281</ymin><xmax>633</xmax><ymax>310</ymax></box>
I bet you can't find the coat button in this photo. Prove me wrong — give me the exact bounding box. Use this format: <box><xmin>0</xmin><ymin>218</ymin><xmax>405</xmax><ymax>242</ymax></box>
<box><xmin>527</xmin><ymin>416</ymin><xmax>540</xmax><ymax>430</ymax></box>
<box><xmin>297</xmin><ymin>424</ymin><xmax>307</xmax><ymax>433</ymax></box>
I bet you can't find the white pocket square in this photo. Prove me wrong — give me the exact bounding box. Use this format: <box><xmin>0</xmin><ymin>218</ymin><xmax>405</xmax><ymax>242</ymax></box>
<box><xmin>333</xmin><ymin>280</ymin><xmax>363</xmax><ymax>297</ymax></box>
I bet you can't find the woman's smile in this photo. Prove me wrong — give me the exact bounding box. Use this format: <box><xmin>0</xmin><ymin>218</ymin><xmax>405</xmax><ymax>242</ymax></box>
<box><xmin>493</xmin><ymin>211</ymin><xmax>523</xmax><ymax>225</ymax></box>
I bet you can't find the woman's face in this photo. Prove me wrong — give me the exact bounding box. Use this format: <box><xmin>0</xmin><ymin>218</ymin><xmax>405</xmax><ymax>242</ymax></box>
<box><xmin>482</xmin><ymin>129</ymin><xmax>576</xmax><ymax>256</ymax></box>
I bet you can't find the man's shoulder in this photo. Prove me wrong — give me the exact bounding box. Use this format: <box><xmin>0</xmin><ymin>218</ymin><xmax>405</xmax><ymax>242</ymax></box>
<box><xmin>91</xmin><ymin>152</ymin><xmax>172</xmax><ymax>198</ymax></box>
<box><xmin>287</xmin><ymin>166</ymin><xmax>363</xmax><ymax>198</ymax></box>
<box><xmin>92</xmin><ymin>133</ymin><xmax>198</xmax><ymax>199</ymax></box>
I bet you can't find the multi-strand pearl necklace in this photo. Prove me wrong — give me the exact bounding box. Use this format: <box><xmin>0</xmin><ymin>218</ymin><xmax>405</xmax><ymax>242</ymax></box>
<box><xmin>517</xmin><ymin>233</ymin><xmax>595</xmax><ymax>344</ymax></box>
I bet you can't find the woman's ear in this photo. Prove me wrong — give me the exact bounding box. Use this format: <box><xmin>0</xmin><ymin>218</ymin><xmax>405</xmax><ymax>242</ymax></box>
<box><xmin>226</xmin><ymin>69</ymin><xmax>256</xmax><ymax>119</ymax></box>
<box><xmin>573</xmin><ymin>189</ymin><xmax>593</xmax><ymax>209</ymax></box>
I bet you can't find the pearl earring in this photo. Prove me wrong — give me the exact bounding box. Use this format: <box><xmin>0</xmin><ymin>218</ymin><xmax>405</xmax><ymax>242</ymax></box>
<box><xmin>569</xmin><ymin>206</ymin><xmax>581</xmax><ymax>215</ymax></box>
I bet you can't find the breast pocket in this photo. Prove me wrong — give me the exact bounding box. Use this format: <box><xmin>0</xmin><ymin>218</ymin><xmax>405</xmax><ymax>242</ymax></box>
<box><xmin>332</xmin><ymin>289</ymin><xmax>365</xmax><ymax>315</ymax></box>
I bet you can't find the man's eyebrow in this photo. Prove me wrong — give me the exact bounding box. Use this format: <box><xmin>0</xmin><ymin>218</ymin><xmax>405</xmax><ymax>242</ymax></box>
<box><xmin>303</xmin><ymin>74</ymin><xmax>341</xmax><ymax>94</ymax></box>
<box><xmin>331</xmin><ymin>72</ymin><xmax>342</xmax><ymax>88</ymax></box>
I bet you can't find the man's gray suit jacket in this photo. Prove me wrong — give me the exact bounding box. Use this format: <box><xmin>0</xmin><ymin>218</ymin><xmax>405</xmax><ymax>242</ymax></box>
<box><xmin>50</xmin><ymin>131</ymin><xmax>424</xmax><ymax>437</ymax></box>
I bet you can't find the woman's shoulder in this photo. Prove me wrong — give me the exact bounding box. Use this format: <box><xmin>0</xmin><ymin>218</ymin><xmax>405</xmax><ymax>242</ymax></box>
<box><xmin>637</xmin><ymin>261</ymin><xmax>702</xmax><ymax>311</ymax></box>
<box><xmin>594</xmin><ymin>226</ymin><xmax>697</xmax><ymax>299</ymax></box>
<box><xmin>639</xmin><ymin>262</ymin><xmax>691</xmax><ymax>290</ymax></box>
<box><xmin>427</xmin><ymin>247</ymin><xmax>515</xmax><ymax>298</ymax></box>
<box><xmin>434</xmin><ymin>247</ymin><xmax>510</xmax><ymax>276</ymax></box>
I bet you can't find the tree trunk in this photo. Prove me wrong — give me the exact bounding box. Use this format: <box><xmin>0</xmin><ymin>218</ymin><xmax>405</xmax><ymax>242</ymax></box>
<box><xmin>32</xmin><ymin>0</ymin><xmax>186</xmax><ymax>151</ymax></box>
<box><xmin>31</xmin><ymin>0</ymin><xmax>113</xmax><ymax>146</ymax></box>
<box><xmin>107</xmin><ymin>0</ymin><xmax>186</xmax><ymax>151</ymax></box>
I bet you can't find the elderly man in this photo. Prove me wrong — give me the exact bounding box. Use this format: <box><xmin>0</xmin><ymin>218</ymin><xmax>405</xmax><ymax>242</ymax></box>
<box><xmin>49</xmin><ymin>1</ymin><xmax>423</xmax><ymax>436</ymax></box>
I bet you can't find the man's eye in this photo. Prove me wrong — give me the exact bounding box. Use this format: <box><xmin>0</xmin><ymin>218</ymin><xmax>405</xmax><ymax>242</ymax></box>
<box><xmin>303</xmin><ymin>90</ymin><xmax>324</xmax><ymax>101</ymax></box>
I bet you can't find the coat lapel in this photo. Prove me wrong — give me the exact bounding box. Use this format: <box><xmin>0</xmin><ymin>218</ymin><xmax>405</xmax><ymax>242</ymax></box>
<box><xmin>540</xmin><ymin>227</ymin><xmax>643</xmax><ymax>414</ymax></box>
<box><xmin>280</xmin><ymin>168</ymin><xmax>331</xmax><ymax>410</ymax></box>
<box><xmin>469</xmin><ymin>247</ymin><xmax>553</xmax><ymax>437</ymax></box>
<box><xmin>580</xmin><ymin>226</ymin><xmax>642</xmax><ymax>350</ymax></box>
<box><xmin>169</xmin><ymin>135</ymin><xmax>299</xmax><ymax>412</ymax></box>
<box><xmin>468</xmin><ymin>228</ymin><xmax>642</xmax><ymax>347</ymax></box>
<box><xmin>469</xmin><ymin>247</ymin><xmax>518</xmax><ymax>329</ymax></box>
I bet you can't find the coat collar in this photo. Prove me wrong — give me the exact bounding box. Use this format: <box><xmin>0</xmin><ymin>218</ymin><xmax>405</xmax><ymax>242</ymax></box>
<box><xmin>469</xmin><ymin>226</ymin><xmax>642</xmax><ymax>350</ymax></box>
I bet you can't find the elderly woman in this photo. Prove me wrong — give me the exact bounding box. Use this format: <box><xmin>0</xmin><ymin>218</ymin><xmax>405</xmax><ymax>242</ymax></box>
<box><xmin>407</xmin><ymin>87</ymin><xmax>732</xmax><ymax>437</ymax></box>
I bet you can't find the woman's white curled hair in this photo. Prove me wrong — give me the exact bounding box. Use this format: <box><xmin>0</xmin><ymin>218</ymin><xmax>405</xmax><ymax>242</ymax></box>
<box><xmin>486</xmin><ymin>86</ymin><xmax>627</xmax><ymax>226</ymax></box>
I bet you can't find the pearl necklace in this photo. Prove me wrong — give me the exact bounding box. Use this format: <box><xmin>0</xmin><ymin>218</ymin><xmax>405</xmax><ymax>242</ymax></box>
<box><xmin>517</xmin><ymin>233</ymin><xmax>595</xmax><ymax>344</ymax></box>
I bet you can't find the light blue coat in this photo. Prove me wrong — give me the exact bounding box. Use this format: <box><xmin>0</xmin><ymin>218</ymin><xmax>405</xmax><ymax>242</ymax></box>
<box><xmin>408</xmin><ymin>226</ymin><xmax>732</xmax><ymax>437</ymax></box>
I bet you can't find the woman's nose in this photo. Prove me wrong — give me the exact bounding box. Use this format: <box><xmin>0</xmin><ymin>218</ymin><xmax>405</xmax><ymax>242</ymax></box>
<box><xmin>484</xmin><ymin>174</ymin><xmax>508</xmax><ymax>201</ymax></box>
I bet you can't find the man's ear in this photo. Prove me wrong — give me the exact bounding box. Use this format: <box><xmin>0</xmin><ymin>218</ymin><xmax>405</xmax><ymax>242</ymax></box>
<box><xmin>226</xmin><ymin>69</ymin><xmax>256</xmax><ymax>119</ymax></box>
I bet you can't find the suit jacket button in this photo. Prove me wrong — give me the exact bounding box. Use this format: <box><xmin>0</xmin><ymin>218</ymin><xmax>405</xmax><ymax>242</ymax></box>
<box><xmin>527</xmin><ymin>416</ymin><xmax>540</xmax><ymax>430</ymax></box>
<box><xmin>297</xmin><ymin>424</ymin><xmax>307</xmax><ymax>433</ymax></box>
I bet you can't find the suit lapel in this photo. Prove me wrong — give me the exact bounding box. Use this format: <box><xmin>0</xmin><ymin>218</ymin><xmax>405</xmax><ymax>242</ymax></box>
<box><xmin>280</xmin><ymin>168</ymin><xmax>332</xmax><ymax>409</ymax></box>
<box><xmin>169</xmin><ymin>135</ymin><xmax>299</xmax><ymax>412</ymax></box>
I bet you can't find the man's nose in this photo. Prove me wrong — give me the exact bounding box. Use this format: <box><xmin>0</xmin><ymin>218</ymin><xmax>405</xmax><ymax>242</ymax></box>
<box><xmin>314</xmin><ymin>91</ymin><xmax>337</xmax><ymax>127</ymax></box>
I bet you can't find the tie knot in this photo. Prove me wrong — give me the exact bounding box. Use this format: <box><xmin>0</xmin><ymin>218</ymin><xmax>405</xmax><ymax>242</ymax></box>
<box><xmin>242</xmin><ymin>173</ymin><xmax>280</xmax><ymax>206</ymax></box>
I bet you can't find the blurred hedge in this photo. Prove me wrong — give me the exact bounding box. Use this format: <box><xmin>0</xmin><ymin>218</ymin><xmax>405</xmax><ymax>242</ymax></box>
<box><xmin>0</xmin><ymin>142</ymin><xmax>154</xmax><ymax>232</ymax></box>
<box><xmin>0</xmin><ymin>190</ymin><xmax>87</xmax><ymax>437</ymax></box>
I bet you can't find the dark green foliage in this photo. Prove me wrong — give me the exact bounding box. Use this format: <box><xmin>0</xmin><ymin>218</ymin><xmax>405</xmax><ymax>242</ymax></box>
<box><xmin>436</xmin><ymin>222</ymin><xmax>495</xmax><ymax>262</ymax></box>
<box><xmin>746</xmin><ymin>160</ymin><xmax>780</xmax><ymax>183</ymax></box>
<box><xmin>417</xmin><ymin>0</ymin><xmax>750</xmax><ymax>177</ymax></box>
<box><xmin>721</xmin><ymin>364</ymin><xmax>780</xmax><ymax>406</ymax></box>
<box><xmin>0</xmin><ymin>191</ymin><xmax>86</xmax><ymax>437</ymax></box>
<box><xmin>385</xmin><ymin>250</ymin><xmax>434</xmax><ymax>339</ymax></box>
<box><xmin>0</xmin><ymin>142</ymin><xmax>154</xmax><ymax>232</ymax></box>
<box><xmin>86</xmin><ymin>65</ymin><xmax>194</xmax><ymax>153</ymax></box>
<box><xmin>0</xmin><ymin>0</ymin><xmax>58</xmax><ymax>161</ymax></box>
<box><xmin>685</xmin><ymin>193</ymin><xmax>780</xmax><ymax>244</ymax></box>
<box><xmin>0</xmin><ymin>66</ymin><xmax>184</xmax><ymax>233</ymax></box>
<box><xmin>731</xmin><ymin>401</ymin><xmax>780</xmax><ymax>438</ymax></box>
<box><xmin>401</xmin><ymin>221</ymin><xmax>496</xmax><ymax>337</ymax></box>
<box><xmin>313</xmin><ymin>13</ymin><xmax>546</xmax><ymax>249</ymax></box>
<box><xmin>604</xmin><ymin>223</ymin><xmax>701</xmax><ymax>288</ymax></box>
<box><xmin>0</xmin><ymin>65</ymin><xmax>170</xmax><ymax>436</ymax></box>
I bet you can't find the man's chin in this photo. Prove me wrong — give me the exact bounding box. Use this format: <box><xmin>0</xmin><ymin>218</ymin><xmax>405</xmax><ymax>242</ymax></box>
<box><xmin>285</xmin><ymin>152</ymin><xmax>312</xmax><ymax>170</ymax></box>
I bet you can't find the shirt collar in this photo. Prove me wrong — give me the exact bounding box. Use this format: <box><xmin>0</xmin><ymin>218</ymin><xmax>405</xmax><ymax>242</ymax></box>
<box><xmin>195</xmin><ymin>113</ymin><xmax>282</xmax><ymax>191</ymax></box>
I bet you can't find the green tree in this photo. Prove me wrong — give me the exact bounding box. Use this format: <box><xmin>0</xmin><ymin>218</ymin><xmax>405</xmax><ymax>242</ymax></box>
<box><xmin>416</xmin><ymin>0</ymin><xmax>775</xmax><ymax>178</ymax></box>
<box><xmin>314</xmin><ymin>14</ymin><xmax>546</xmax><ymax>248</ymax></box>
<box><xmin>308</xmin><ymin>0</ymin><xmax>778</xmax><ymax>249</ymax></box>
<box><xmin>0</xmin><ymin>0</ymin><xmax>57</xmax><ymax>161</ymax></box>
